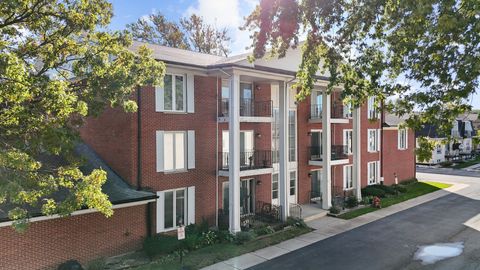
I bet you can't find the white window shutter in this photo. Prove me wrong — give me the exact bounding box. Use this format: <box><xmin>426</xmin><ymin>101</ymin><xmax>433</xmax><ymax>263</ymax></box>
<box><xmin>405</xmin><ymin>129</ymin><xmax>408</xmax><ymax>149</ymax></box>
<box><xmin>377</xmin><ymin>129</ymin><xmax>381</xmax><ymax>151</ymax></box>
<box><xmin>398</xmin><ymin>130</ymin><xmax>401</xmax><ymax>149</ymax></box>
<box><xmin>187</xmin><ymin>73</ymin><xmax>195</xmax><ymax>113</ymax></box>
<box><xmin>156</xmin><ymin>191</ymin><xmax>165</xmax><ymax>233</ymax></box>
<box><xmin>377</xmin><ymin>161</ymin><xmax>381</xmax><ymax>183</ymax></box>
<box><xmin>187</xmin><ymin>186</ymin><xmax>195</xmax><ymax>225</ymax></box>
<box><xmin>187</xmin><ymin>130</ymin><xmax>195</xmax><ymax>169</ymax></box>
<box><xmin>156</xmin><ymin>131</ymin><xmax>164</xmax><ymax>172</ymax></box>
<box><xmin>155</xmin><ymin>86</ymin><xmax>164</xmax><ymax>112</ymax></box>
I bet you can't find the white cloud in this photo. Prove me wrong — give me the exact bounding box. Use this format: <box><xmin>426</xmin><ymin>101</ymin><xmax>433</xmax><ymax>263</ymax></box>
<box><xmin>185</xmin><ymin>0</ymin><xmax>259</xmax><ymax>55</ymax></box>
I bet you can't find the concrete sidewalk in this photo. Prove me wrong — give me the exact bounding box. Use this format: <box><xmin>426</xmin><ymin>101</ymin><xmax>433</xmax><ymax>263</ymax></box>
<box><xmin>201</xmin><ymin>182</ymin><xmax>468</xmax><ymax>270</ymax></box>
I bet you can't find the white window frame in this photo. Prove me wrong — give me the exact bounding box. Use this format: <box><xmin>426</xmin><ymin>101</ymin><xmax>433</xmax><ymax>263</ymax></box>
<box><xmin>272</xmin><ymin>173</ymin><xmax>279</xmax><ymax>203</ymax></box>
<box><xmin>398</xmin><ymin>128</ymin><xmax>408</xmax><ymax>150</ymax></box>
<box><xmin>343</xmin><ymin>165</ymin><xmax>353</xmax><ymax>190</ymax></box>
<box><xmin>164</xmin><ymin>131</ymin><xmax>186</xmax><ymax>172</ymax></box>
<box><xmin>367</xmin><ymin>96</ymin><xmax>378</xmax><ymax>119</ymax></box>
<box><xmin>288</xmin><ymin>109</ymin><xmax>297</xmax><ymax>162</ymax></box>
<box><xmin>156</xmin><ymin>186</ymin><xmax>195</xmax><ymax>233</ymax></box>
<box><xmin>343</xmin><ymin>129</ymin><xmax>353</xmax><ymax>155</ymax></box>
<box><xmin>163</xmin><ymin>73</ymin><xmax>186</xmax><ymax>112</ymax></box>
<box><xmin>343</xmin><ymin>102</ymin><xmax>353</xmax><ymax>118</ymax></box>
<box><xmin>367</xmin><ymin>161</ymin><xmax>380</xmax><ymax>185</ymax></box>
<box><xmin>368</xmin><ymin>129</ymin><xmax>380</xmax><ymax>152</ymax></box>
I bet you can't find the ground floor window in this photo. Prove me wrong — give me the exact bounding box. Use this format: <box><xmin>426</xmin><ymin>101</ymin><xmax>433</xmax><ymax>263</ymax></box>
<box><xmin>223</xmin><ymin>179</ymin><xmax>255</xmax><ymax>216</ymax></box>
<box><xmin>157</xmin><ymin>187</ymin><xmax>195</xmax><ymax>232</ymax></box>
<box><xmin>289</xmin><ymin>171</ymin><xmax>296</xmax><ymax>196</ymax></box>
<box><xmin>343</xmin><ymin>165</ymin><xmax>353</xmax><ymax>190</ymax></box>
<box><xmin>311</xmin><ymin>170</ymin><xmax>322</xmax><ymax>200</ymax></box>
<box><xmin>272</xmin><ymin>173</ymin><xmax>278</xmax><ymax>201</ymax></box>
<box><xmin>367</xmin><ymin>161</ymin><xmax>380</xmax><ymax>185</ymax></box>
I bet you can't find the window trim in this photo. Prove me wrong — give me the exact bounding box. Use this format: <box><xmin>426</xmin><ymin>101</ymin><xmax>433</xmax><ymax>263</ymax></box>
<box><xmin>159</xmin><ymin>187</ymin><xmax>188</xmax><ymax>232</ymax></box>
<box><xmin>163</xmin><ymin>131</ymin><xmax>187</xmax><ymax>172</ymax></box>
<box><xmin>163</xmin><ymin>73</ymin><xmax>186</xmax><ymax>112</ymax></box>
<box><xmin>343</xmin><ymin>165</ymin><xmax>353</xmax><ymax>190</ymax></box>
<box><xmin>398</xmin><ymin>128</ymin><xmax>408</xmax><ymax>150</ymax></box>
<box><xmin>343</xmin><ymin>129</ymin><xmax>353</xmax><ymax>155</ymax></box>
<box><xmin>288</xmin><ymin>109</ymin><xmax>297</xmax><ymax>162</ymax></box>
<box><xmin>367</xmin><ymin>129</ymin><xmax>379</xmax><ymax>153</ymax></box>
<box><xmin>272</xmin><ymin>173</ymin><xmax>279</xmax><ymax>201</ymax></box>
<box><xmin>367</xmin><ymin>161</ymin><xmax>380</xmax><ymax>185</ymax></box>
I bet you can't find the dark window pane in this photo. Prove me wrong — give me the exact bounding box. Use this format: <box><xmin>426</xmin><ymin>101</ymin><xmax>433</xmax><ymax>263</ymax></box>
<box><xmin>175</xmin><ymin>75</ymin><xmax>184</xmax><ymax>111</ymax></box>
<box><xmin>164</xmin><ymin>75</ymin><xmax>172</xmax><ymax>110</ymax></box>
<box><xmin>164</xmin><ymin>191</ymin><xmax>173</xmax><ymax>229</ymax></box>
<box><xmin>176</xmin><ymin>190</ymin><xmax>185</xmax><ymax>226</ymax></box>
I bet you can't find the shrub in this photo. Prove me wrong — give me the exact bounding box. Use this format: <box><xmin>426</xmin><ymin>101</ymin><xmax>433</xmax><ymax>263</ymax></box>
<box><xmin>200</xmin><ymin>230</ymin><xmax>218</xmax><ymax>246</ymax></box>
<box><xmin>345</xmin><ymin>196</ymin><xmax>358</xmax><ymax>208</ymax></box>
<box><xmin>234</xmin><ymin>231</ymin><xmax>256</xmax><ymax>244</ymax></box>
<box><xmin>86</xmin><ymin>258</ymin><xmax>106</xmax><ymax>270</ymax></box>
<box><xmin>185</xmin><ymin>219</ymin><xmax>209</xmax><ymax>236</ymax></box>
<box><xmin>329</xmin><ymin>206</ymin><xmax>341</xmax><ymax>214</ymax></box>
<box><xmin>183</xmin><ymin>234</ymin><xmax>202</xmax><ymax>250</ymax></box>
<box><xmin>392</xmin><ymin>184</ymin><xmax>407</xmax><ymax>193</ymax></box>
<box><xmin>370</xmin><ymin>184</ymin><xmax>396</xmax><ymax>195</ymax></box>
<box><xmin>254</xmin><ymin>225</ymin><xmax>275</xmax><ymax>236</ymax></box>
<box><xmin>400</xmin><ymin>178</ymin><xmax>418</xmax><ymax>185</ymax></box>
<box><xmin>216</xmin><ymin>230</ymin><xmax>235</xmax><ymax>243</ymax></box>
<box><xmin>361</xmin><ymin>187</ymin><xmax>386</xmax><ymax>198</ymax></box>
<box><xmin>286</xmin><ymin>217</ymin><xmax>307</xmax><ymax>228</ymax></box>
<box><xmin>143</xmin><ymin>235</ymin><xmax>181</xmax><ymax>258</ymax></box>
<box><xmin>440</xmin><ymin>161</ymin><xmax>453</xmax><ymax>167</ymax></box>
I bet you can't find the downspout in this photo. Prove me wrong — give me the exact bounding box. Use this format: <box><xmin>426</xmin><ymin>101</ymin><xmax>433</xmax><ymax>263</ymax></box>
<box><xmin>137</xmin><ymin>85</ymin><xmax>142</xmax><ymax>190</ymax></box>
<box><xmin>380</xmin><ymin>100</ymin><xmax>384</xmax><ymax>184</ymax></box>
<box><xmin>215</xmin><ymin>76</ymin><xmax>220</xmax><ymax>228</ymax></box>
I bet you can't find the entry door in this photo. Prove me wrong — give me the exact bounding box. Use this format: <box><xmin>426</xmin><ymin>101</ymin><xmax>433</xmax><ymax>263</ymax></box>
<box><xmin>240</xmin><ymin>179</ymin><xmax>255</xmax><ymax>215</ymax></box>
<box><xmin>311</xmin><ymin>89</ymin><xmax>323</xmax><ymax>118</ymax></box>
<box><xmin>311</xmin><ymin>170</ymin><xmax>322</xmax><ymax>201</ymax></box>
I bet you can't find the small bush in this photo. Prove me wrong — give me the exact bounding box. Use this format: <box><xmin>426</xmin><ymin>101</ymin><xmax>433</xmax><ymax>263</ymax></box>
<box><xmin>345</xmin><ymin>196</ymin><xmax>358</xmax><ymax>208</ymax></box>
<box><xmin>254</xmin><ymin>225</ymin><xmax>275</xmax><ymax>236</ymax></box>
<box><xmin>286</xmin><ymin>217</ymin><xmax>307</xmax><ymax>228</ymax></box>
<box><xmin>370</xmin><ymin>184</ymin><xmax>396</xmax><ymax>195</ymax></box>
<box><xmin>216</xmin><ymin>230</ymin><xmax>235</xmax><ymax>243</ymax></box>
<box><xmin>234</xmin><ymin>231</ymin><xmax>256</xmax><ymax>244</ymax></box>
<box><xmin>440</xmin><ymin>161</ymin><xmax>453</xmax><ymax>167</ymax></box>
<box><xmin>200</xmin><ymin>230</ymin><xmax>218</xmax><ymax>246</ymax></box>
<box><xmin>329</xmin><ymin>206</ymin><xmax>341</xmax><ymax>214</ymax></box>
<box><xmin>392</xmin><ymin>184</ymin><xmax>407</xmax><ymax>193</ymax></box>
<box><xmin>400</xmin><ymin>178</ymin><xmax>418</xmax><ymax>185</ymax></box>
<box><xmin>86</xmin><ymin>258</ymin><xmax>106</xmax><ymax>270</ymax></box>
<box><xmin>361</xmin><ymin>187</ymin><xmax>386</xmax><ymax>198</ymax></box>
<box><xmin>143</xmin><ymin>235</ymin><xmax>181</xmax><ymax>258</ymax></box>
<box><xmin>183</xmin><ymin>234</ymin><xmax>202</xmax><ymax>250</ymax></box>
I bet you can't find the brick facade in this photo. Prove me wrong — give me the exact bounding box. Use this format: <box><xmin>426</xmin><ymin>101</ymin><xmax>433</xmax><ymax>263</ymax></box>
<box><xmin>0</xmin><ymin>205</ymin><xmax>147</xmax><ymax>270</ymax></box>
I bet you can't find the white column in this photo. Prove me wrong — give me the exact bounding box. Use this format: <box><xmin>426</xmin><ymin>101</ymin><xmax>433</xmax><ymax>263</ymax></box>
<box><xmin>228</xmin><ymin>73</ymin><xmax>241</xmax><ymax>233</ymax></box>
<box><xmin>278</xmin><ymin>81</ymin><xmax>289</xmax><ymax>220</ymax></box>
<box><xmin>321</xmin><ymin>92</ymin><xmax>332</xmax><ymax>209</ymax></box>
<box><xmin>353</xmin><ymin>106</ymin><xmax>362</xmax><ymax>201</ymax></box>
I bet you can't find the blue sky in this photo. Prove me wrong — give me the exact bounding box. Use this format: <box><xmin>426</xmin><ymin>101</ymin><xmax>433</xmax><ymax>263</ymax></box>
<box><xmin>107</xmin><ymin>0</ymin><xmax>479</xmax><ymax>109</ymax></box>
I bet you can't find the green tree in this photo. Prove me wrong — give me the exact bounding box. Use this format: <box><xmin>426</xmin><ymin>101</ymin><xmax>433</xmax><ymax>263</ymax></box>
<box><xmin>127</xmin><ymin>12</ymin><xmax>231</xmax><ymax>56</ymax></box>
<box><xmin>243</xmin><ymin>0</ymin><xmax>480</xmax><ymax>137</ymax></box>
<box><xmin>0</xmin><ymin>0</ymin><xmax>165</xmax><ymax>230</ymax></box>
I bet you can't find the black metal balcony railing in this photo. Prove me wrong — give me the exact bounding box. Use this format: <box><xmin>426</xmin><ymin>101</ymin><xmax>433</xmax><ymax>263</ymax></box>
<box><xmin>219</xmin><ymin>98</ymin><xmax>272</xmax><ymax>118</ymax></box>
<box><xmin>331</xmin><ymin>145</ymin><xmax>348</xmax><ymax>160</ymax></box>
<box><xmin>219</xmin><ymin>150</ymin><xmax>273</xmax><ymax>171</ymax></box>
<box><xmin>309</xmin><ymin>104</ymin><xmax>322</xmax><ymax>120</ymax></box>
<box><xmin>308</xmin><ymin>146</ymin><xmax>323</xmax><ymax>161</ymax></box>
<box><xmin>308</xmin><ymin>145</ymin><xmax>348</xmax><ymax>161</ymax></box>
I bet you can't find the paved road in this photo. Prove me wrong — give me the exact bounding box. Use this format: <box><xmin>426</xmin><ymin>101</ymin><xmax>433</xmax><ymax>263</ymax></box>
<box><xmin>249</xmin><ymin>172</ymin><xmax>480</xmax><ymax>270</ymax></box>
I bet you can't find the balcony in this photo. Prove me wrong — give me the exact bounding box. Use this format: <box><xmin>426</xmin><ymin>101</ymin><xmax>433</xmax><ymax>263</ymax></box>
<box><xmin>308</xmin><ymin>145</ymin><xmax>349</xmax><ymax>165</ymax></box>
<box><xmin>219</xmin><ymin>150</ymin><xmax>273</xmax><ymax>176</ymax></box>
<box><xmin>219</xmin><ymin>98</ymin><xmax>272</xmax><ymax>122</ymax></box>
<box><xmin>308</xmin><ymin>104</ymin><xmax>351</xmax><ymax>123</ymax></box>
<box><xmin>309</xmin><ymin>104</ymin><xmax>323</xmax><ymax>121</ymax></box>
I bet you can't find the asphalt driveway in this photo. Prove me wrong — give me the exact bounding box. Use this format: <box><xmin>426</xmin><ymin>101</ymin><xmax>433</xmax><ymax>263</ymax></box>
<box><xmin>249</xmin><ymin>172</ymin><xmax>480</xmax><ymax>270</ymax></box>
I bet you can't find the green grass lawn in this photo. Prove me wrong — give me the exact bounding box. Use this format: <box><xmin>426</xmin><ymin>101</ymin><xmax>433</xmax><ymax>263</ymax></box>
<box><xmin>134</xmin><ymin>226</ymin><xmax>312</xmax><ymax>270</ymax></box>
<box><xmin>451</xmin><ymin>156</ymin><xmax>480</xmax><ymax>169</ymax></box>
<box><xmin>338</xmin><ymin>181</ymin><xmax>451</xmax><ymax>220</ymax></box>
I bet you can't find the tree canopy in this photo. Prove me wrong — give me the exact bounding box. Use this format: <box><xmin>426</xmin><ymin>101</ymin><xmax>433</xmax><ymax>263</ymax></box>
<box><xmin>127</xmin><ymin>12</ymin><xmax>231</xmax><ymax>56</ymax></box>
<box><xmin>244</xmin><ymin>0</ymin><xmax>480</xmax><ymax>137</ymax></box>
<box><xmin>0</xmin><ymin>0</ymin><xmax>164</xmax><ymax>230</ymax></box>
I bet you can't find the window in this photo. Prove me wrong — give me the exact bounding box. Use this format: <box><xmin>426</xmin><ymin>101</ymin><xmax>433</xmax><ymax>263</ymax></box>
<box><xmin>343</xmin><ymin>129</ymin><xmax>353</xmax><ymax>155</ymax></box>
<box><xmin>368</xmin><ymin>129</ymin><xmax>380</xmax><ymax>152</ymax></box>
<box><xmin>367</xmin><ymin>96</ymin><xmax>378</xmax><ymax>119</ymax></box>
<box><xmin>157</xmin><ymin>130</ymin><xmax>194</xmax><ymax>172</ymax></box>
<box><xmin>310</xmin><ymin>130</ymin><xmax>322</xmax><ymax>161</ymax></box>
<box><xmin>310</xmin><ymin>170</ymin><xmax>322</xmax><ymax>199</ymax></box>
<box><xmin>310</xmin><ymin>89</ymin><xmax>323</xmax><ymax>119</ymax></box>
<box><xmin>289</xmin><ymin>171</ymin><xmax>296</xmax><ymax>196</ymax></box>
<box><xmin>343</xmin><ymin>165</ymin><xmax>353</xmax><ymax>190</ymax></box>
<box><xmin>436</xmin><ymin>144</ymin><xmax>442</xmax><ymax>154</ymax></box>
<box><xmin>343</xmin><ymin>102</ymin><xmax>353</xmax><ymax>118</ymax></box>
<box><xmin>272</xmin><ymin>108</ymin><xmax>280</xmax><ymax>163</ymax></box>
<box><xmin>221</xmin><ymin>80</ymin><xmax>229</xmax><ymax>99</ymax></box>
<box><xmin>157</xmin><ymin>187</ymin><xmax>195</xmax><ymax>232</ymax></box>
<box><xmin>272</xmin><ymin>173</ymin><xmax>278</xmax><ymax>200</ymax></box>
<box><xmin>164</xmin><ymin>132</ymin><xmax>185</xmax><ymax>171</ymax></box>
<box><xmin>289</xmin><ymin>110</ymin><xmax>296</xmax><ymax>161</ymax></box>
<box><xmin>163</xmin><ymin>74</ymin><xmax>185</xmax><ymax>112</ymax></box>
<box><xmin>367</xmin><ymin>161</ymin><xmax>380</xmax><ymax>185</ymax></box>
<box><xmin>223</xmin><ymin>182</ymin><xmax>229</xmax><ymax>211</ymax></box>
<box><xmin>398</xmin><ymin>129</ymin><xmax>408</xmax><ymax>150</ymax></box>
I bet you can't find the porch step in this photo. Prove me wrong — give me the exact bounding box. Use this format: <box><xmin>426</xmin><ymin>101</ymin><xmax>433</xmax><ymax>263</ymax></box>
<box><xmin>301</xmin><ymin>204</ymin><xmax>329</xmax><ymax>222</ymax></box>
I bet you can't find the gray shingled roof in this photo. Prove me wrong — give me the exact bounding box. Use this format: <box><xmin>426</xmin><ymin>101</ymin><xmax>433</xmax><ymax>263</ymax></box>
<box><xmin>384</xmin><ymin>113</ymin><xmax>409</xmax><ymax>127</ymax></box>
<box><xmin>0</xmin><ymin>143</ymin><xmax>156</xmax><ymax>222</ymax></box>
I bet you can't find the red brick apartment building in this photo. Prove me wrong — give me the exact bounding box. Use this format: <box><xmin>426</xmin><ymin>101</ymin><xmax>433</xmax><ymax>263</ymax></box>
<box><xmin>0</xmin><ymin>42</ymin><xmax>415</xmax><ymax>269</ymax></box>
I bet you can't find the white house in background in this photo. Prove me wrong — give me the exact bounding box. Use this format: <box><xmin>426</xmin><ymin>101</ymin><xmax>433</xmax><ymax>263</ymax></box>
<box><xmin>416</xmin><ymin>117</ymin><xmax>477</xmax><ymax>165</ymax></box>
